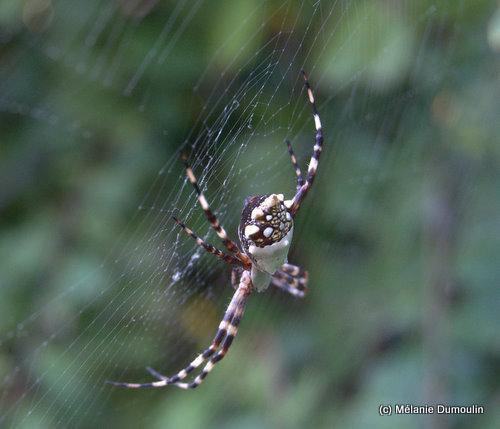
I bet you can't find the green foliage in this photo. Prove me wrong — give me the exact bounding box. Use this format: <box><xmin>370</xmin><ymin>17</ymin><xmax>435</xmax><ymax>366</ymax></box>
<box><xmin>1</xmin><ymin>1</ymin><xmax>499</xmax><ymax>428</ymax></box>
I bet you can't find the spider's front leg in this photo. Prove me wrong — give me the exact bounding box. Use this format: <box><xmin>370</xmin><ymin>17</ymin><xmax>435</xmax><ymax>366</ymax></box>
<box><xmin>288</xmin><ymin>71</ymin><xmax>324</xmax><ymax>217</ymax></box>
<box><xmin>285</xmin><ymin>139</ymin><xmax>304</xmax><ymax>192</ymax></box>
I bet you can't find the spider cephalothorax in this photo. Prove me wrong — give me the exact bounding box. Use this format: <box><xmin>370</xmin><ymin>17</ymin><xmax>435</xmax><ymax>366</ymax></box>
<box><xmin>239</xmin><ymin>193</ymin><xmax>293</xmax><ymax>248</ymax></box>
<box><xmin>108</xmin><ymin>71</ymin><xmax>323</xmax><ymax>390</ymax></box>
<box><xmin>238</xmin><ymin>193</ymin><xmax>294</xmax><ymax>290</ymax></box>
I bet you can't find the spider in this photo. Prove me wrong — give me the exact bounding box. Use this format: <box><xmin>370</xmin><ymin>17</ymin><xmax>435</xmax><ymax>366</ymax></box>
<box><xmin>107</xmin><ymin>71</ymin><xmax>323</xmax><ymax>390</ymax></box>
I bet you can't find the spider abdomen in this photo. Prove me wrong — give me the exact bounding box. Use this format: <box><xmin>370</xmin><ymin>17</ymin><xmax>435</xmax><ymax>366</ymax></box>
<box><xmin>249</xmin><ymin>227</ymin><xmax>294</xmax><ymax>290</ymax></box>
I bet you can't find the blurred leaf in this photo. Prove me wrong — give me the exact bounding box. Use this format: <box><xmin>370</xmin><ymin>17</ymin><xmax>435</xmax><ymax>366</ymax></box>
<box><xmin>320</xmin><ymin>2</ymin><xmax>415</xmax><ymax>90</ymax></box>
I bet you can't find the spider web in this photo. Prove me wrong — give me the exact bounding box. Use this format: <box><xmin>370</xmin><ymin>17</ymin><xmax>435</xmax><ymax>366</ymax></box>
<box><xmin>1</xmin><ymin>0</ymin><xmax>499</xmax><ymax>428</ymax></box>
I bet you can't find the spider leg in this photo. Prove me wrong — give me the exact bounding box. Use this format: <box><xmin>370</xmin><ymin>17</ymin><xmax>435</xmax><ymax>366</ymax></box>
<box><xmin>285</xmin><ymin>139</ymin><xmax>304</xmax><ymax>191</ymax></box>
<box><xmin>145</xmin><ymin>306</ymin><xmax>236</xmax><ymax>385</ymax></box>
<box><xmin>289</xmin><ymin>71</ymin><xmax>324</xmax><ymax>217</ymax></box>
<box><xmin>172</xmin><ymin>271</ymin><xmax>252</xmax><ymax>389</ymax></box>
<box><xmin>271</xmin><ymin>263</ymin><xmax>308</xmax><ymax>298</ymax></box>
<box><xmin>183</xmin><ymin>156</ymin><xmax>252</xmax><ymax>268</ymax></box>
<box><xmin>281</xmin><ymin>262</ymin><xmax>308</xmax><ymax>280</ymax></box>
<box><xmin>145</xmin><ymin>366</ymin><xmax>168</xmax><ymax>380</ymax></box>
<box><xmin>272</xmin><ymin>277</ymin><xmax>306</xmax><ymax>298</ymax></box>
<box><xmin>107</xmin><ymin>298</ymin><xmax>237</xmax><ymax>389</ymax></box>
<box><xmin>106</xmin><ymin>271</ymin><xmax>253</xmax><ymax>389</ymax></box>
<box><xmin>172</xmin><ymin>216</ymin><xmax>244</xmax><ymax>267</ymax></box>
<box><xmin>231</xmin><ymin>266</ymin><xmax>243</xmax><ymax>290</ymax></box>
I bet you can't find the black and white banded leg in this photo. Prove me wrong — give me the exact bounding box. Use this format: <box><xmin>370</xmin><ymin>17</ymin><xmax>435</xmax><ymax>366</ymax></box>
<box><xmin>172</xmin><ymin>216</ymin><xmax>244</xmax><ymax>267</ymax></box>
<box><xmin>106</xmin><ymin>271</ymin><xmax>253</xmax><ymax>389</ymax></box>
<box><xmin>271</xmin><ymin>263</ymin><xmax>308</xmax><ymax>298</ymax></box>
<box><xmin>285</xmin><ymin>139</ymin><xmax>304</xmax><ymax>191</ymax></box>
<box><xmin>289</xmin><ymin>71</ymin><xmax>324</xmax><ymax>217</ymax></box>
<box><xmin>183</xmin><ymin>156</ymin><xmax>251</xmax><ymax>267</ymax></box>
<box><xmin>172</xmin><ymin>272</ymin><xmax>251</xmax><ymax>389</ymax></box>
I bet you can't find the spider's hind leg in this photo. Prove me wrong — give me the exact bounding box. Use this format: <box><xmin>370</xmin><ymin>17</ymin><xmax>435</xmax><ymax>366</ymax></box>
<box><xmin>107</xmin><ymin>271</ymin><xmax>253</xmax><ymax>390</ymax></box>
<box><xmin>271</xmin><ymin>263</ymin><xmax>309</xmax><ymax>298</ymax></box>
<box><xmin>146</xmin><ymin>366</ymin><xmax>168</xmax><ymax>381</ymax></box>
<box><xmin>172</xmin><ymin>270</ymin><xmax>253</xmax><ymax>389</ymax></box>
<box><xmin>231</xmin><ymin>266</ymin><xmax>244</xmax><ymax>290</ymax></box>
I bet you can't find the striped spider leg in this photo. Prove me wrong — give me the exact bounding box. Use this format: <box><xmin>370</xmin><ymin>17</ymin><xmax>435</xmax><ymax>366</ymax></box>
<box><xmin>181</xmin><ymin>155</ymin><xmax>252</xmax><ymax>268</ymax></box>
<box><xmin>270</xmin><ymin>263</ymin><xmax>309</xmax><ymax>298</ymax></box>
<box><xmin>285</xmin><ymin>139</ymin><xmax>304</xmax><ymax>192</ymax></box>
<box><xmin>287</xmin><ymin>70</ymin><xmax>324</xmax><ymax>217</ymax></box>
<box><xmin>172</xmin><ymin>216</ymin><xmax>245</xmax><ymax>267</ymax></box>
<box><xmin>107</xmin><ymin>71</ymin><xmax>322</xmax><ymax>390</ymax></box>
<box><xmin>108</xmin><ymin>271</ymin><xmax>252</xmax><ymax>390</ymax></box>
